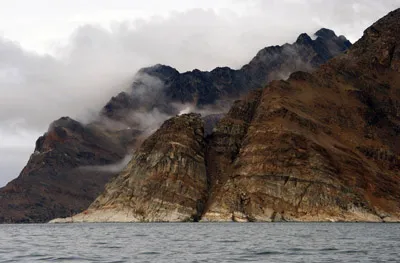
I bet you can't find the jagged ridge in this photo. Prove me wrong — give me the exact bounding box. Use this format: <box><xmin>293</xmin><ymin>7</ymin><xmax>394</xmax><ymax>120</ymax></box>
<box><xmin>104</xmin><ymin>29</ymin><xmax>351</xmax><ymax>122</ymax></box>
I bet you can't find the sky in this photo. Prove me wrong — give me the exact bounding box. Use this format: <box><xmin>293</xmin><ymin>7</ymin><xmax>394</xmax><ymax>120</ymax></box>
<box><xmin>0</xmin><ymin>0</ymin><xmax>399</xmax><ymax>186</ymax></box>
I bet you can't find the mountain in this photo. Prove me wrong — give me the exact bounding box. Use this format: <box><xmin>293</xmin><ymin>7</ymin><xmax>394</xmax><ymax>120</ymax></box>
<box><xmin>104</xmin><ymin>29</ymin><xmax>351</xmax><ymax>121</ymax></box>
<box><xmin>53</xmin><ymin>8</ymin><xmax>400</xmax><ymax>223</ymax></box>
<box><xmin>0</xmin><ymin>29</ymin><xmax>351</xmax><ymax>223</ymax></box>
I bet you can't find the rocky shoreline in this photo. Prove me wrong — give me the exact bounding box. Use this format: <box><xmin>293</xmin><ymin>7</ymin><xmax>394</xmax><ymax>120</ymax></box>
<box><xmin>49</xmin><ymin>209</ymin><xmax>400</xmax><ymax>223</ymax></box>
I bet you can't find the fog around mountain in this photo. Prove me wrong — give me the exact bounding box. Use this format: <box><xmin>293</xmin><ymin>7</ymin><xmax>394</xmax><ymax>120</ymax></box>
<box><xmin>0</xmin><ymin>0</ymin><xmax>399</xmax><ymax>185</ymax></box>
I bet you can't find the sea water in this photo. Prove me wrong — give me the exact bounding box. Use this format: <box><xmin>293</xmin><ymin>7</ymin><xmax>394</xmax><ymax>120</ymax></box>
<box><xmin>0</xmin><ymin>223</ymin><xmax>399</xmax><ymax>262</ymax></box>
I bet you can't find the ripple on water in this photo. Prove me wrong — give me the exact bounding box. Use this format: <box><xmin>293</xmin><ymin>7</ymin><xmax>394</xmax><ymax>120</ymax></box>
<box><xmin>0</xmin><ymin>223</ymin><xmax>398</xmax><ymax>263</ymax></box>
<box><xmin>319</xmin><ymin>247</ymin><xmax>339</xmax><ymax>251</ymax></box>
<box><xmin>255</xmin><ymin>250</ymin><xmax>283</xmax><ymax>255</ymax></box>
<box><xmin>217</xmin><ymin>239</ymin><xmax>240</xmax><ymax>243</ymax></box>
<box><xmin>138</xmin><ymin>251</ymin><xmax>161</xmax><ymax>255</ymax></box>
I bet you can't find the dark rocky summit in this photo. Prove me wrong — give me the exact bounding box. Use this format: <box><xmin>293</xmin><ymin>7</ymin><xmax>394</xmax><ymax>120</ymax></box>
<box><xmin>54</xmin><ymin>9</ymin><xmax>400</xmax><ymax>223</ymax></box>
<box><xmin>104</xmin><ymin>29</ymin><xmax>351</xmax><ymax>122</ymax></box>
<box><xmin>0</xmin><ymin>29</ymin><xmax>351</xmax><ymax>223</ymax></box>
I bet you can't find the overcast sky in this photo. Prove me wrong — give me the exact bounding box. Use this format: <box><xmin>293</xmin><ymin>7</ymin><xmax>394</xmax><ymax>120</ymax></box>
<box><xmin>0</xmin><ymin>0</ymin><xmax>399</xmax><ymax>186</ymax></box>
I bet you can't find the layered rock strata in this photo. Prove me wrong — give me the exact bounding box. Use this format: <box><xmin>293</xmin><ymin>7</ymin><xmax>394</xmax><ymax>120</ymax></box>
<box><xmin>53</xmin><ymin>9</ymin><xmax>400</xmax><ymax>223</ymax></box>
<box><xmin>52</xmin><ymin>114</ymin><xmax>207</xmax><ymax>222</ymax></box>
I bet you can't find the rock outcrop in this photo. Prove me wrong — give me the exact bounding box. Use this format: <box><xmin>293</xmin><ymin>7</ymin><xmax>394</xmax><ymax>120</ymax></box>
<box><xmin>1</xmin><ymin>29</ymin><xmax>351</xmax><ymax>223</ymax></box>
<box><xmin>54</xmin><ymin>9</ymin><xmax>400</xmax><ymax>223</ymax></box>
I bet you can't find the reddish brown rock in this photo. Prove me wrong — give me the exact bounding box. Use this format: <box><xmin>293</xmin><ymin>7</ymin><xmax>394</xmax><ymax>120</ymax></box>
<box><xmin>204</xmin><ymin>9</ymin><xmax>400</xmax><ymax>222</ymax></box>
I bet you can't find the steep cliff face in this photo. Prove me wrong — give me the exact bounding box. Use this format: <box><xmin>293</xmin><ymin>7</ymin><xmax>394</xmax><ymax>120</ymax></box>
<box><xmin>55</xmin><ymin>9</ymin><xmax>400</xmax><ymax>223</ymax></box>
<box><xmin>203</xmin><ymin>9</ymin><xmax>400</xmax><ymax>222</ymax></box>
<box><xmin>52</xmin><ymin>114</ymin><xmax>208</xmax><ymax>222</ymax></box>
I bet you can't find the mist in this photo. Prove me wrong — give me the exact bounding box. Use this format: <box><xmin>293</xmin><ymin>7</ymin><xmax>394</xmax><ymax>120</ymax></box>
<box><xmin>79</xmin><ymin>154</ymin><xmax>133</xmax><ymax>174</ymax></box>
<box><xmin>96</xmin><ymin>71</ymin><xmax>231</xmax><ymax>138</ymax></box>
<box><xmin>1</xmin><ymin>0</ymin><xmax>399</xmax><ymax>186</ymax></box>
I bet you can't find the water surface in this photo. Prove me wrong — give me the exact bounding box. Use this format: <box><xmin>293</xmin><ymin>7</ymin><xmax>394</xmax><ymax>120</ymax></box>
<box><xmin>0</xmin><ymin>223</ymin><xmax>399</xmax><ymax>262</ymax></box>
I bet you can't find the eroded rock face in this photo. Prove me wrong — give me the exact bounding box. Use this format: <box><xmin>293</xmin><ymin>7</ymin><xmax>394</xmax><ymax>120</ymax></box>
<box><xmin>58</xmin><ymin>9</ymin><xmax>400</xmax><ymax>223</ymax></box>
<box><xmin>203</xmin><ymin>9</ymin><xmax>400</xmax><ymax>222</ymax></box>
<box><xmin>54</xmin><ymin>114</ymin><xmax>208</xmax><ymax>222</ymax></box>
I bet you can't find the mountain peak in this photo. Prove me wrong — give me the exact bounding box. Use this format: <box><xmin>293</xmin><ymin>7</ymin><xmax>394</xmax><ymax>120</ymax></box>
<box><xmin>50</xmin><ymin>116</ymin><xmax>83</xmax><ymax>133</ymax></box>
<box><xmin>314</xmin><ymin>28</ymin><xmax>337</xmax><ymax>39</ymax></box>
<box><xmin>138</xmin><ymin>64</ymin><xmax>180</xmax><ymax>80</ymax></box>
<box><xmin>295</xmin><ymin>33</ymin><xmax>313</xmax><ymax>45</ymax></box>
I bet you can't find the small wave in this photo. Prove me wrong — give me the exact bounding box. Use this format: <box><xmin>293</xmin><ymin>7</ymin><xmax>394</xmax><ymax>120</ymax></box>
<box><xmin>255</xmin><ymin>251</ymin><xmax>283</xmax><ymax>255</ymax></box>
<box><xmin>27</xmin><ymin>252</ymin><xmax>48</xmax><ymax>257</ymax></box>
<box><xmin>338</xmin><ymin>250</ymin><xmax>368</xmax><ymax>255</ymax></box>
<box><xmin>93</xmin><ymin>241</ymin><xmax>108</xmax><ymax>245</ymax></box>
<box><xmin>217</xmin><ymin>240</ymin><xmax>240</xmax><ymax>243</ymax></box>
<box><xmin>50</xmin><ymin>256</ymin><xmax>89</xmax><ymax>261</ymax></box>
<box><xmin>102</xmin><ymin>246</ymin><xmax>124</xmax><ymax>249</ymax></box>
<box><xmin>319</xmin><ymin>247</ymin><xmax>339</xmax><ymax>251</ymax></box>
<box><xmin>288</xmin><ymin>247</ymin><xmax>305</xmax><ymax>251</ymax></box>
<box><xmin>133</xmin><ymin>234</ymin><xmax>148</xmax><ymax>237</ymax></box>
<box><xmin>138</xmin><ymin>251</ymin><xmax>161</xmax><ymax>255</ymax></box>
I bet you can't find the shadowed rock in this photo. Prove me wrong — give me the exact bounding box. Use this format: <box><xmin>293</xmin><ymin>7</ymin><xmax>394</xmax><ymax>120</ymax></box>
<box><xmin>0</xmin><ymin>117</ymin><xmax>136</xmax><ymax>223</ymax></box>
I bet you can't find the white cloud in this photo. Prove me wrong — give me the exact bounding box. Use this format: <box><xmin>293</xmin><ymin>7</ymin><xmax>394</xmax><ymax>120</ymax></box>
<box><xmin>0</xmin><ymin>0</ymin><xmax>399</xmax><ymax>186</ymax></box>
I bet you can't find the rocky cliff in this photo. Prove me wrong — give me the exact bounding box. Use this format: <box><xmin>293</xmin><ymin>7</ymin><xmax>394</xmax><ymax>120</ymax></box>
<box><xmin>204</xmin><ymin>9</ymin><xmax>400</xmax><ymax>222</ymax></box>
<box><xmin>52</xmin><ymin>114</ymin><xmax>208</xmax><ymax>222</ymax></box>
<box><xmin>0</xmin><ymin>29</ymin><xmax>351</xmax><ymax>223</ymax></box>
<box><xmin>54</xmin><ymin>9</ymin><xmax>400</xmax><ymax>223</ymax></box>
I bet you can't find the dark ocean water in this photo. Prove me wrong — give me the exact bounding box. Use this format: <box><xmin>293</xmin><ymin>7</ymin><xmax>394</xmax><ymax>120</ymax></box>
<box><xmin>0</xmin><ymin>223</ymin><xmax>399</xmax><ymax>262</ymax></box>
